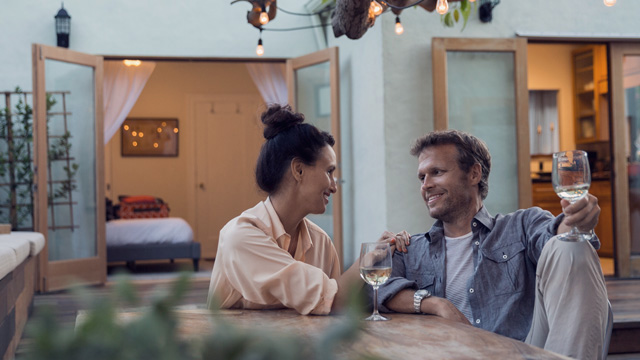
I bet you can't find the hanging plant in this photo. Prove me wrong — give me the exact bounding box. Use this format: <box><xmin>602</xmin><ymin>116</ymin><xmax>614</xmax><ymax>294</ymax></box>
<box><xmin>441</xmin><ymin>0</ymin><xmax>476</xmax><ymax>30</ymax></box>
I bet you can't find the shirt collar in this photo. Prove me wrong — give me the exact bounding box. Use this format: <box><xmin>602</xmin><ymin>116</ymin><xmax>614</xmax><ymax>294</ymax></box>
<box><xmin>426</xmin><ymin>205</ymin><xmax>495</xmax><ymax>241</ymax></box>
<box><xmin>263</xmin><ymin>197</ymin><xmax>313</xmax><ymax>260</ymax></box>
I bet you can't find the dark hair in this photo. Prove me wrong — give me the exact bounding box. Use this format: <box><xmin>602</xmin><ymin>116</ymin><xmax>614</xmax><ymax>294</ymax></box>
<box><xmin>255</xmin><ymin>104</ymin><xmax>335</xmax><ymax>194</ymax></box>
<box><xmin>410</xmin><ymin>130</ymin><xmax>491</xmax><ymax>200</ymax></box>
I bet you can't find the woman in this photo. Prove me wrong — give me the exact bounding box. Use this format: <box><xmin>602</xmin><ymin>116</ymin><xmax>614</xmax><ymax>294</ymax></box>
<box><xmin>207</xmin><ymin>104</ymin><xmax>406</xmax><ymax>315</ymax></box>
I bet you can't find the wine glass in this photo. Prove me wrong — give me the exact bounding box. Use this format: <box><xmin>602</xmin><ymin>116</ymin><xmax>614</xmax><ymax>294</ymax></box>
<box><xmin>359</xmin><ymin>242</ymin><xmax>392</xmax><ymax>321</ymax></box>
<box><xmin>552</xmin><ymin>150</ymin><xmax>592</xmax><ymax>241</ymax></box>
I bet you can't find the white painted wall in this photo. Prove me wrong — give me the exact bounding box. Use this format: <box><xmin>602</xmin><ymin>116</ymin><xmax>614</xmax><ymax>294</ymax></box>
<box><xmin>0</xmin><ymin>0</ymin><xmax>318</xmax><ymax>91</ymax></box>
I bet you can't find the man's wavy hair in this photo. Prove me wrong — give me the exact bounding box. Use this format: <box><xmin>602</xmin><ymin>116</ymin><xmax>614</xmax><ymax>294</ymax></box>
<box><xmin>410</xmin><ymin>130</ymin><xmax>491</xmax><ymax>200</ymax></box>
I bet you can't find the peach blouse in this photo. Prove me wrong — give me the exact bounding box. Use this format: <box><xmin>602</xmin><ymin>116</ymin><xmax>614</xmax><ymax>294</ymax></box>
<box><xmin>207</xmin><ymin>198</ymin><xmax>340</xmax><ymax>315</ymax></box>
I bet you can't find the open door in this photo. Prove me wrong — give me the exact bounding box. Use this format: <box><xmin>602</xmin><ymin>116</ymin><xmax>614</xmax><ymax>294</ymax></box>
<box><xmin>32</xmin><ymin>44</ymin><xmax>106</xmax><ymax>291</ymax></box>
<box><xmin>286</xmin><ymin>47</ymin><xmax>343</xmax><ymax>264</ymax></box>
<box><xmin>610</xmin><ymin>43</ymin><xmax>640</xmax><ymax>277</ymax></box>
<box><xmin>432</xmin><ymin>38</ymin><xmax>531</xmax><ymax>214</ymax></box>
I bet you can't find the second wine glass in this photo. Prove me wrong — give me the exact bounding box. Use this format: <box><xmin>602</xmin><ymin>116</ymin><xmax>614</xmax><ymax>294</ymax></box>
<box><xmin>359</xmin><ymin>242</ymin><xmax>392</xmax><ymax>321</ymax></box>
<box><xmin>552</xmin><ymin>150</ymin><xmax>592</xmax><ymax>241</ymax></box>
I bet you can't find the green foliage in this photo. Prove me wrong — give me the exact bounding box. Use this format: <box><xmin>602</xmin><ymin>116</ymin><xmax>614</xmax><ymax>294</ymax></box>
<box><xmin>0</xmin><ymin>87</ymin><xmax>80</xmax><ymax>229</ymax></box>
<box><xmin>441</xmin><ymin>0</ymin><xmax>476</xmax><ymax>31</ymax></box>
<box><xmin>24</xmin><ymin>274</ymin><xmax>381</xmax><ymax>360</ymax></box>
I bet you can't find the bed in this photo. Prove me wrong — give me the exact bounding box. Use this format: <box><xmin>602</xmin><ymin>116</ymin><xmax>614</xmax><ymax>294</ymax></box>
<box><xmin>106</xmin><ymin>217</ymin><xmax>201</xmax><ymax>271</ymax></box>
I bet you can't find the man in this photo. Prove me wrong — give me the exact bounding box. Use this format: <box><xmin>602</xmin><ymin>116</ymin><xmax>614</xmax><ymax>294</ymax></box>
<box><xmin>379</xmin><ymin>130</ymin><xmax>608</xmax><ymax>359</ymax></box>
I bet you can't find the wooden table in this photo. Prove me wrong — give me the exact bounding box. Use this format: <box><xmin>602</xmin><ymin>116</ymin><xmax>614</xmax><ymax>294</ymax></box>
<box><xmin>78</xmin><ymin>308</ymin><xmax>569</xmax><ymax>359</ymax></box>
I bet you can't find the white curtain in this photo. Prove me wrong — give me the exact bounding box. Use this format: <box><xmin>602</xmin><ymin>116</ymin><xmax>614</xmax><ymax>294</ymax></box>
<box><xmin>246</xmin><ymin>63</ymin><xmax>288</xmax><ymax>105</ymax></box>
<box><xmin>103</xmin><ymin>60</ymin><xmax>156</xmax><ymax>144</ymax></box>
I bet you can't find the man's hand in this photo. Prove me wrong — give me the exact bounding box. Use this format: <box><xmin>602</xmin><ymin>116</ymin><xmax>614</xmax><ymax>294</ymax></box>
<box><xmin>557</xmin><ymin>193</ymin><xmax>600</xmax><ymax>235</ymax></box>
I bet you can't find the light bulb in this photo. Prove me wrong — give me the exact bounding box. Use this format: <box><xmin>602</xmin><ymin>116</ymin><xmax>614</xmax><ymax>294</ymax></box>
<box><xmin>256</xmin><ymin>39</ymin><xmax>264</xmax><ymax>56</ymax></box>
<box><xmin>259</xmin><ymin>11</ymin><xmax>269</xmax><ymax>25</ymax></box>
<box><xmin>603</xmin><ymin>0</ymin><xmax>616</xmax><ymax>6</ymax></box>
<box><xmin>395</xmin><ymin>17</ymin><xmax>404</xmax><ymax>35</ymax></box>
<box><xmin>436</xmin><ymin>0</ymin><xmax>449</xmax><ymax>14</ymax></box>
<box><xmin>370</xmin><ymin>1</ymin><xmax>383</xmax><ymax>16</ymax></box>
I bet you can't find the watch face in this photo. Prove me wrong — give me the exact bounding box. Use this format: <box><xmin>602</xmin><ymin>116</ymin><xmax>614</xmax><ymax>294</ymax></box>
<box><xmin>415</xmin><ymin>290</ymin><xmax>429</xmax><ymax>298</ymax></box>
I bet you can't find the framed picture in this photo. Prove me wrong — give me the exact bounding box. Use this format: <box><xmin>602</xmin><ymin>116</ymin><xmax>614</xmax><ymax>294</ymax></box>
<box><xmin>121</xmin><ymin>118</ymin><xmax>179</xmax><ymax>157</ymax></box>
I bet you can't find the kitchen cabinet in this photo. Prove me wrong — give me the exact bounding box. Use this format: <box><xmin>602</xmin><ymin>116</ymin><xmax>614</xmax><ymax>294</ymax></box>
<box><xmin>531</xmin><ymin>180</ymin><xmax>613</xmax><ymax>257</ymax></box>
<box><xmin>572</xmin><ymin>45</ymin><xmax>609</xmax><ymax>144</ymax></box>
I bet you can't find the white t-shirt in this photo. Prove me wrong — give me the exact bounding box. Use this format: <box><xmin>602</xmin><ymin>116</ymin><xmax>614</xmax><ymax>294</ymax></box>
<box><xmin>445</xmin><ymin>231</ymin><xmax>475</xmax><ymax>323</ymax></box>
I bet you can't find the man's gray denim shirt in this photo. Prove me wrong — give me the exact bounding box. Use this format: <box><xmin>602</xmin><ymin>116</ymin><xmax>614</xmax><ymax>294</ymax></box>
<box><xmin>377</xmin><ymin>206</ymin><xmax>600</xmax><ymax>341</ymax></box>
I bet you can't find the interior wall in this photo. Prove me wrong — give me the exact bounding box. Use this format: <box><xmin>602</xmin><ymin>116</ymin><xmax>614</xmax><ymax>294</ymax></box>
<box><xmin>527</xmin><ymin>43</ymin><xmax>583</xmax><ymax>153</ymax></box>
<box><xmin>106</xmin><ymin>61</ymin><xmax>263</xmax><ymax>231</ymax></box>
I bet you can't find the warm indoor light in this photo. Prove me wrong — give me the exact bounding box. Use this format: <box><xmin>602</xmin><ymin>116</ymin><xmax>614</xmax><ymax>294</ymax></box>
<box><xmin>153</xmin><ymin>143</ymin><xmax>159</xmax><ymax>148</ymax></box>
<box><xmin>469</xmin><ymin>0</ymin><xmax>475</xmax><ymax>2</ymax></box>
<box><xmin>123</xmin><ymin>59</ymin><xmax>142</xmax><ymax>67</ymax></box>
<box><xmin>131</xmin><ymin>131</ymin><xmax>137</xmax><ymax>137</ymax></box>
<box><xmin>123</xmin><ymin>125</ymin><xmax>129</xmax><ymax>131</ymax></box>
<box><xmin>139</xmin><ymin>132</ymin><xmax>144</xmax><ymax>137</ymax></box>
<box><xmin>256</xmin><ymin>38</ymin><xmax>264</xmax><ymax>56</ymax></box>
<box><xmin>395</xmin><ymin>16</ymin><xmax>404</xmax><ymax>35</ymax></box>
<box><xmin>161</xmin><ymin>122</ymin><xmax>167</xmax><ymax>127</ymax></box>
<box><xmin>259</xmin><ymin>11</ymin><xmax>269</xmax><ymax>25</ymax></box>
<box><xmin>132</xmin><ymin>141</ymin><xmax>138</xmax><ymax>147</ymax></box>
<box><xmin>157</xmin><ymin>127</ymin><xmax>162</xmax><ymax>133</ymax></box>
<box><xmin>173</xmin><ymin>128</ymin><xmax>179</xmax><ymax>133</ymax></box>
<box><xmin>436</xmin><ymin>0</ymin><xmax>449</xmax><ymax>14</ymax></box>
<box><xmin>603</xmin><ymin>0</ymin><xmax>616</xmax><ymax>6</ymax></box>
<box><xmin>370</xmin><ymin>1</ymin><xmax>383</xmax><ymax>16</ymax></box>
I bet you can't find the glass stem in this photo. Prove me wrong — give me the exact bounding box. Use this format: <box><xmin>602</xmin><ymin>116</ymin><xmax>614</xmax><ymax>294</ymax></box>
<box><xmin>372</xmin><ymin>286</ymin><xmax>380</xmax><ymax>316</ymax></box>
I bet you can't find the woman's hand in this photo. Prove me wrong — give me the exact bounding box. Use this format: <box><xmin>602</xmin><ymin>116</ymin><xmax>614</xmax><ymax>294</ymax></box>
<box><xmin>378</xmin><ymin>230</ymin><xmax>411</xmax><ymax>253</ymax></box>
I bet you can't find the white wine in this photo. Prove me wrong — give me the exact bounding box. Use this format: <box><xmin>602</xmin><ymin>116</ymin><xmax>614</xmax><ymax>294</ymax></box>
<box><xmin>360</xmin><ymin>267</ymin><xmax>391</xmax><ymax>286</ymax></box>
<box><xmin>555</xmin><ymin>184</ymin><xmax>589</xmax><ymax>202</ymax></box>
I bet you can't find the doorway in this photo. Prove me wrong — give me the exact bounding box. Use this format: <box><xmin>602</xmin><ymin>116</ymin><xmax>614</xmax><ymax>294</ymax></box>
<box><xmin>527</xmin><ymin>42</ymin><xmax>614</xmax><ymax>276</ymax></box>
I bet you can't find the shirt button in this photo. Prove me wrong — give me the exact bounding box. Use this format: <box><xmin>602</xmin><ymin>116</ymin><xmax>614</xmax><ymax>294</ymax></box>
<box><xmin>474</xmin><ymin>241</ymin><xmax>479</xmax><ymax>246</ymax></box>
<box><xmin>472</xmin><ymin>222</ymin><xmax>477</xmax><ymax>227</ymax></box>
<box><xmin>503</xmin><ymin>254</ymin><xmax>508</xmax><ymax>259</ymax></box>
<box><xmin>475</xmin><ymin>319</ymin><xmax>481</xmax><ymax>324</ymax></box>
<box><xmin>469</xmin><ymin>288</ymin><xmax>474</xmax><ymax>293</ymax></box>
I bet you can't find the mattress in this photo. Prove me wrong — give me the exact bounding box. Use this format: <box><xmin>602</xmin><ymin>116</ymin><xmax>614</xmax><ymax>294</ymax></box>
<box><xmin>106</xmin><ymin>217</ymin><xmax>194</xmax><ymax>246</ymax></box>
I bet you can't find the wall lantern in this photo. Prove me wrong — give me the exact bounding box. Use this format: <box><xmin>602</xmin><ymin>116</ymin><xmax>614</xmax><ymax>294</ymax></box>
<box><xmin>54</xmin><ymin>3</ymin><xmax>71</xmax><ymax>48</ymax></box>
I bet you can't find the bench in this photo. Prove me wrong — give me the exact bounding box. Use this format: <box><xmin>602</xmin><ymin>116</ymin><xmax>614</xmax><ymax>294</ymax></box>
<box><xmin>0</xmin><ymin>232</ymin><xmax>44</xmax><ymax>360</ymax></box>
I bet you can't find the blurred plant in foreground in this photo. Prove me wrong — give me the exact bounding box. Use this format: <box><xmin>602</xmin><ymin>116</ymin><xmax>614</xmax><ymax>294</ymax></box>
<box><xmin>23</xmin><ymin>273</ymin><xmax>384</xmax><ymax>360</ymax></box>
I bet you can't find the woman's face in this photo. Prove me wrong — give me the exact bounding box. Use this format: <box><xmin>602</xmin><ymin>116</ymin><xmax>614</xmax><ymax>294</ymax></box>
<box><xmin>300</xmin><ymin>145</ymin><xmax>337</xmax><ymax>214</ymax></box>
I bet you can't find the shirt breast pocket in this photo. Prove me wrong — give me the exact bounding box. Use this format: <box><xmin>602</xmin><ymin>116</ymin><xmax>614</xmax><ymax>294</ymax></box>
<box><xmin>406</xmin><ymin>269</ymin><xmax>435</xmax><ymax>292</ymax></box>
<box><xmin>482</xmin><ymin>242</ymin><xmax>526</xmax><ymax>296</ymax></box>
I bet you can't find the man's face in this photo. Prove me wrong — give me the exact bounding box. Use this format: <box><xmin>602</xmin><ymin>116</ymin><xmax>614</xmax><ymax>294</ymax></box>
<box><xmin>417</xmin><ymin>144</ymin><xmax>477</xmax><ymax>223</ymax></box>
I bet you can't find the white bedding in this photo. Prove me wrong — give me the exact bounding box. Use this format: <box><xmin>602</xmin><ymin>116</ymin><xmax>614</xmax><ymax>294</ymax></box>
<box><xmin>106</xmin><ymin>217</ymin><xmax>194</xmax><ymax>246</ymax></box>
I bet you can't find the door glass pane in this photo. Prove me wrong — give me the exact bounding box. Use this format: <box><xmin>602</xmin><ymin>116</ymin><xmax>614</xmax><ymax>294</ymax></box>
<box><xmin>45</xmin><ymin>59</ymin><xmax>97</xmax><ymax>261</ymax></box>
<box><xmin>624</xmin><ymin>55</ymin><xmax>640</xmax><ymax>256</ymax></box>
<box><xmin>294</xmin><ymin>62</ymin><xmax>333</xmax><ymax>238</ymax></box>
<box><xmin>447</xmin><ymin>51</ymin><xmax>518</xmax><ymax>215</ymax></box>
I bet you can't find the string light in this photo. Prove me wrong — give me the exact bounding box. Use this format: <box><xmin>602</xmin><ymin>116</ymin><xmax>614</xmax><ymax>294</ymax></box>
<box><xmin>436</xmin><ymin>0</ymin><xmax>449</xmax><ymax>14</ymax></box>
<box><xmin>256</xmin><ymin>29</ymin><xmax>264</xmax><ymax>56</ymax></box>
<box><xmin>370</xmin><ymin>1</ymin><xmax>384</xmax><ymax>16</ymax></box>
<box><xmin>259</xmin><ymin>11</ymin><xmax>270</xmax><ymax>25</ymax></box>
<box><xmin>395</xmin><ymin>16</ymin><xmax>404</xmax><ymax>35</ymax></box>
<box><xmin>603</xmin><ymin>0</ymin><xmax>616</xmax><ymax>6</ymax></box>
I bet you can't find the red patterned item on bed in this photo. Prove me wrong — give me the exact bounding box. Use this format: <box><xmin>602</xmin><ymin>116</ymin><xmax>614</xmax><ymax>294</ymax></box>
<box><xmin>118</xmin><ymin>196</ymin><xmax>170</xmax><ymax>219</ymax></box>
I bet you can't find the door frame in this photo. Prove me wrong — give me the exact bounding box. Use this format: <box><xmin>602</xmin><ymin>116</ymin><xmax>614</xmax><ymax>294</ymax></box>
<box><xmin>432</xmin><ymin>38</ymin><xmax>532</xmax><ymax>209</ymax></box>
<box><xmin>32</xmin><ymin>43</ymin><xmax>106</xmax><ymax>291</ymax></box>
<box><xmin>610</xmin><ymin>42</ymin><xmax>640</xmax><ymax>277</ymax></box>
<box><xmin>286</xmin><ymin>47</ymin><xmax>344</xmax><ymax>264</ymax></box>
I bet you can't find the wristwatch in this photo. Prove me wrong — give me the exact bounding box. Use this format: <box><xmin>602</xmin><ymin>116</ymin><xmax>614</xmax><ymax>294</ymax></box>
<box><xmin>413</xmin><ymin>289</ymin><xmax>431</xmax><ymax>313</ymax></box>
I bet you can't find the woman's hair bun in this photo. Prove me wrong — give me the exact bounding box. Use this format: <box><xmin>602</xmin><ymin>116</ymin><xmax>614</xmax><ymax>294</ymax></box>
<box><xmin>261</xmin><ymin>104</ymin><xmax>304</xmax><ymax>140</ymax></box>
